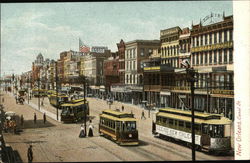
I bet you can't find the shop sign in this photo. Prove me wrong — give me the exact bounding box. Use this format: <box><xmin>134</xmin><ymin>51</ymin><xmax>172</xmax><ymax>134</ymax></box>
<box><xmin>211</xmin><ymin>89</ymin><xmax>234</xmax><ymax>95</ymax></box>
<box><xmin>191</xmin><ymin>41</ymin><xmax>233</xmax><ymax>53</ymax></box>
<box><xmin>160</xmin><ymin>91</ymin><xmax>171</xmax><ymax>95</ymax></box>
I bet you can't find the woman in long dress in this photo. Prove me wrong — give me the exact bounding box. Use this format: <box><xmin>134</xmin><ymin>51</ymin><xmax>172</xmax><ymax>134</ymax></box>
<box><xmin>79</xmin><ymin>124</ymin><xmax>85</xmax><ymax>138</ymax></box>
<box><xmin>88</xmin><ymin>120</ymin><xmax>94</xmax><ymax>137</ymax></box>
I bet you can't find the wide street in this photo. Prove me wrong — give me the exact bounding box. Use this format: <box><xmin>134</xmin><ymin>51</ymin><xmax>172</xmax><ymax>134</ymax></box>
<box><xmin>1</xmin><ymin>91</ymin><xmax>234</xmax><ymax>162</ymax></box>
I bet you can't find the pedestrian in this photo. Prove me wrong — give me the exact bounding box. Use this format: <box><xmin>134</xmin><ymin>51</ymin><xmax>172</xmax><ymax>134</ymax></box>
<box><xmin>20</xmin><ymin>114</ymin><xmax>24</xmax><ymax>126</ymax></box>
<box><xmin>79</xmin><ymin>124</ymin><xmax>86</xmax><ymax>138</ymax></box>
<box><xmin>2</xmin><ymin>97</ymin><xmax>4</xmax><ymax>103</ymax></box>
<box><xmin>121</xmin><ymin>105</ymin><xmax>124</xmax><ymax>111</ymax></box>
<box><xmin>15</xmin><ymin>95</ymin><xmax>18</xmax><ymax>104</ymax></box>
<box><xmin>27</xmin><ymin>145</ymin><xmax>33</xmax><ymax>163</ymax></box>
<box><xmin>43</xmin><ymin>112</ymin><xmax>46</xmax><ymax>124</ymax></box>
<box><xmin>141</xmin><ymin>110</ymin><xmax>146</xmax><ymax>120</ymax></box>
<box><xmin>34</xmin><ymin>113</ymin><xmax>37</xmax><ymax>124</ymax></box>
<box><xmin>88</xmin><ymin>120</ymin><xmax>94</xmax><ymax>137</ymax></box>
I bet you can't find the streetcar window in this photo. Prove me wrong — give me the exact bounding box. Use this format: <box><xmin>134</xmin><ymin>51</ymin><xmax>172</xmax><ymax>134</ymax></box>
<box><xmin>213</xmin><ymin>125</ymin><xmax>224</xmax><ymax>138</ymax></box>
<box><xmin>179</xmin><ymin>121</ymin><xmax>184</xmax><ymax>127</ymax></box>
<box><xmin>125</xmin><ymin>121</ymin><xmax>136</xmax><ymax>131</ymax></box>
<box><xmin>195</xmin><ymin>124</ymin><xmax>200</xmax><ymax>131</ymax></box>
<box><xmin>169</xmin><ymin>119</ymin><xmax>173</xmax><ymax>125</ymax></box>
<box><xmin>185</xmin><ymin>122</ymin><xmax>191</xmax><ymax>128</ymax></box>
<box><xmin>202</xmin><ymin>124</ymin><xmax>209</xmax><ymax>134</ymax></box>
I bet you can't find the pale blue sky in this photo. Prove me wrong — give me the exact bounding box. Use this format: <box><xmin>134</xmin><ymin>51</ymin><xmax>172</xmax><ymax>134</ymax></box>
<box><xmin>1</xmin><ymin>1</ymin><xmax>233</xmax><ymax>75</ymax></box>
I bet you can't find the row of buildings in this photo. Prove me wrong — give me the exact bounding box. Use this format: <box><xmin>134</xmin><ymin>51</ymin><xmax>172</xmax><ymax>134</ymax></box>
<box><xmin>16</xmin><ymin>13</ymin><xmax>234</xmax><ymax>120</ymax></box>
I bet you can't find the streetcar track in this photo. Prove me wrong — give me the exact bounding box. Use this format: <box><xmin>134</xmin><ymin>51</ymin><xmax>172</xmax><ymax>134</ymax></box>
<box><xmin>140</xmin><ymin>134</ymin><xmax>214</xmax><ymax>160</ymax></box>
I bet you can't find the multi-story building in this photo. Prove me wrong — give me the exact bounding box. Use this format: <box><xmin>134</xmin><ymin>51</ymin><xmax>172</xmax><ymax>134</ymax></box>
<box><xmin>124</xmin><ymin>40</ymin><xmax>160</xmax><ymax>104</ymax></box>
<box><xmin>190</xmin><ymin>14</ymin><xmax>234</xmax><ymax>119</ymax></box>
<box><xmin>103</xmin><ymin>52</ymin><xmax>120</xmax><ymax>94</ymax></box>
<box><xmin>48</xmin><ymin>60</ymin><xmax>56</xmax><ymax>90</ymax></box>
<box><xmin>83</xmin><ymin>50</ymin><xmax>111</xmax><ymax>96</ymax></box>
<box><xmin>142</xmin><ymin>14</ymin><xmax>233</xmax><ymax>121</ymax></box>
<box><xmin>160</xmin><ymin>27</ymin><xmax>182</xmax><ymax>67</ymax></box>
<box><xmin>32</xmin><ymin>53</ymin><xmax>44</xmax><ymax>87</ymax></box>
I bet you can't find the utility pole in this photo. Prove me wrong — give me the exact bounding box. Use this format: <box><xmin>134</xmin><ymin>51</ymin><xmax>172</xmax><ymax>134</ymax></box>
<box><xmin>38</xmin><ymin>78</ymin><xmax>40</xmax><ymax>110</ymax></box>
<box><xmin>186</xmin><ymin>67</ymin><xmax>196</xmax><ymax>162</ymax></box>
<box><xmin>83</xmin><ymin>75</ymin><xmax>87</xmax><ymax>137</ymax></box>
<box><xmin>55</xmin><ymin>62</ymin><xmax>59</xmax><ymax>120</ymax></box>
<box><xmin>28</xmin><ymin>77</ymin><xmax>29</xmax><ymax>104</ymax></box>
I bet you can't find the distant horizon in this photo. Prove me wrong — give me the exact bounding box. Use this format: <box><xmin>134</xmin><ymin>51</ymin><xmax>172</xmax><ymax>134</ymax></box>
<box><xmin>1</xmin><ymin>1</ymin><xmax>233</xmax><ymax>75</ymax></box>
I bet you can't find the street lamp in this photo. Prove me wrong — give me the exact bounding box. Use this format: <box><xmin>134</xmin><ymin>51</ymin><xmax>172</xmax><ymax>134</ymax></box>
<box><xmin>181</xmin><ymin>59</ymin><xmax>197</xmax><ymax>161</ymax></box>
<box><xmin>55</xmin><ymin>61</ymin><xmax>59</xmax><ymax>120</ymax></box>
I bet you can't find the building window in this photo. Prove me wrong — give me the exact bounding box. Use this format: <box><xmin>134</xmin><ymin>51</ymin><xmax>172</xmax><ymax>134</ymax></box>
<box><xmin>204</xmin><ymin>52</ymin><xmax>207</xmax><ymax>64</ymax></box>
<box><xmin>174</xmin><ymin>46</ymin><xmax>176</xmax><ymax>55</ymax></box>
<box><xmin>219</xmin><ymin>50</ymin><xmax>222</xmax><ymax>64</ymax></box>
<box><xmin>196</xmin><ymin>36</ymin><xmax>199</xmax><ymax>46</ymax></box>
<box><xmin>140</xmin><ymin>48</ymin><xmax>145</xmax><ymax>56</ymax></box>
<box><xmin>170</xmin><ymin>46</ymin><xmax>172</xmax><ymax>55</ymax></box>
<box><xmin>126</xmin><ymin>74</ymin><xmax>129</xmax><ymax>83</ymax></box>
<box><xmin>214</xmin><ymin>32</ymin><xmax>217</xmax><ymax>44</ymax></box>
<box><xmin>201</xmin><ymin>35</ymin><xmax>203</xmax><ymax>46</ymax></box>
<box><xmin>224</xmin><ymin>49</ymin><xmax>227</xmax><ymax>63</ymax></box>
<box><xmin>229</xmin><ymin>30</ymin><xmax>233</xmax><ymax>41</ymax></box>
<box><xmin>209</xmin><ymin>33</ymin><xmax>212</xmax><ymax>44</ymax></box>
<box><xmin>133</xmin><ymin>61</ymin><xmax>136</xmax><ymax>70</ymax></box>
<box><xmin>130</xmin><ymin>74</ymin><xmax>132</xmax><ymax>83</ymax></box>
<box><xmin>219</xmin><ymin>31</ymin><xmax>222</xmax><ymax>43</ymax></box>
<box><xmin>167</xmin><ymin>47</ymin><xmax>170</xmax><ymax>55</ymax></box>
<box><xmin>229</xmin><ymin>49</ymin><xmax>233</xmax><ymax>62</ymax></box>
<box><xmin>209</xmin><ymin>51</ymin><xmax>212</xmax><ymax>64</ymax></box>
<box><xmin>196</xmin><ymin>53</ymin><xmax>199</xmax><ymax>65</ymax></box>
<box><xmin>214</xmin><ymin>51</ymin><xmax>217</xmax><ymax>64</ymax></box>
<box><xmin>192</xmin><ymin>37</ymin><xmax>195</xmax><ymax>47</ymax></box>
<box><xmin>192</xmin><ymin>55</ymin><xmax>195</xmax><ymax>65</ymax></box>
<box><xmin>224</xmin><ymin>30</ymin><xmax>228</xmax><ymax>42</ymax></box>
<box><xmin>200</xmin><ymin>53</ymin><xmax>203</xmax><ymax>65</ymax></box>
<box><xmin>130</xmin><ymin>61</ymin><xmax>132</xmax><ymax>70</ymax></box>
<box><xmin>205</xmin><ymin>34</ymin><xmax>208</xmax><ymax>45</ymax></box>
<box><xmin>133</xmin><ymin>75</ymin><xmax>135</xmax><ymax>84</ymax></box>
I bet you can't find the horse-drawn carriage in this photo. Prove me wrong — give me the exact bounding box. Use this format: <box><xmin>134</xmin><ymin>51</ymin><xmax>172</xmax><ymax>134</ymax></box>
<box><xmin>3</xmin><ymin>111</ymin><xmax>17</xmax><ymax>133</ymax></box>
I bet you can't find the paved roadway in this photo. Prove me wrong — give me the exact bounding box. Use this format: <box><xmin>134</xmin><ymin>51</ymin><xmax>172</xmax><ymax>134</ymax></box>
<box><xmin>1</xmin><ymin>91</ymin><xmax>234</xmax><ymax>162</ymax></box>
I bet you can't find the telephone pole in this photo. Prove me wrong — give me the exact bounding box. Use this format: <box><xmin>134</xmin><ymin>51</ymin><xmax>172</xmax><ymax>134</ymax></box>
<box><xmin>81</xmin><ymin>75</ymin><xmax>87</xmax><ymax>137</ymax></box>
<box><xmin>186</xmin><ymin>67</ymin><xmax>196</xmax><ymax>162</ymax></box>
<box><xmin>55</xmin><ymin>61</ymin><xmax>59</xmax><ymax>120</ymax></box>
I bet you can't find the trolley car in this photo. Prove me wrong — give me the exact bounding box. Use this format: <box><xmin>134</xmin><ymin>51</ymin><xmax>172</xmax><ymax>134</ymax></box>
<box><xmin>99</xmin><ymin>109</ymin><xmax>139</xmax><ymax>146</ymax></box>
<box><xmin>60</xmin><ymin>100</ymin><xmax>89</xmax><ymax>123</ymax></box>
<box><xmin>48</xmin><ymin>93</ymin><xmax>69</xmax><ymax>107</ymax></box>
<box><xmin>32</xmin><ymin>89</ymin><xmax>47</xmax><ymax>97</ymax></box>
<box><xmin>152</xmin><ymin>108</ymin><xmax>232</xmax><ymax>153</ymax></box>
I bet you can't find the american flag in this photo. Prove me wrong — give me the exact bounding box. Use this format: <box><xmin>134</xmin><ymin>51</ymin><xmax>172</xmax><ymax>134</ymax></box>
<box><xmin>79</xmin><ymin>38</ymin><xmax>90</xmax><ymax>53</ymax></box>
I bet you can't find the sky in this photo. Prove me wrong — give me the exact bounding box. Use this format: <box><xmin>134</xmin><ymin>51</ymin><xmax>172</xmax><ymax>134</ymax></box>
<box><xmin>1</xmin><ymin>1</ymin><xmax>233</xmax><ymax>75</ymax></box>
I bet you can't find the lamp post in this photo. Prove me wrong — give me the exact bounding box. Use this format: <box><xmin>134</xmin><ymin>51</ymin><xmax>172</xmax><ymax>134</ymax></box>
<box><xmin>181</xmin><ymin>59</ymin><xmax>197</xmax><ymax>161</ymax></box>
<box><xmin>81</xmin><ymin>75</ymin><xmax>87</xmax><ymax>137</ymax></box>
<box><xmin>186</xmin><ymin>67</ymin><xmax>196</xmax><ymax>162</ymax></box>
<box><xmin>55</xmin><ymin>61</ymin><xmax>59</xmax><ymax>120</ymax></box>
<box><xmin>38</xmin><ymin>77</ymin><xmax>40</xmax><ymax>110</ymax></box>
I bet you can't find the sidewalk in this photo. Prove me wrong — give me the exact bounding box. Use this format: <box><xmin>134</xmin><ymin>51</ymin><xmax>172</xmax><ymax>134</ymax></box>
<box><xmin>7</xmin><ymin>92</ymin><xmax>61</xmax><ymax>122</ymax></box>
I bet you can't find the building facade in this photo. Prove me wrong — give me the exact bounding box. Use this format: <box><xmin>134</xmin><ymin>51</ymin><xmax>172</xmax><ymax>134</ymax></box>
<box><xmin>125</xmin><ymin>40</ymin><xmax>160</xmax><ymax>104</ymax></box>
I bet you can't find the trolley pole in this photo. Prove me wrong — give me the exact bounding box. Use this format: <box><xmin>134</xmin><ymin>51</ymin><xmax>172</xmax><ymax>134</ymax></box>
<box><xmin>187</xmin><ymin>67</ymin><xmax>196</xmax><ymax>162</ymax></box>
<box><xmin>55</xmin><ymin>62</ymin><xmax>59</xmax><ymax>120</ymax></box>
